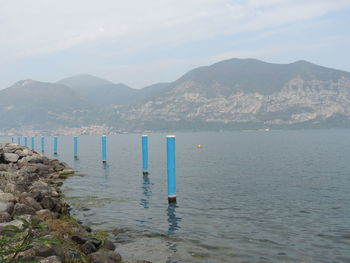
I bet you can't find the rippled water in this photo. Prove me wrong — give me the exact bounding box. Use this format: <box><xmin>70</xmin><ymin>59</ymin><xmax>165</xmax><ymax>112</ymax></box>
<box><xmin>2</xmin><ymin>130</ymin><xmax>350</xmax><ymax>262</ymax></box>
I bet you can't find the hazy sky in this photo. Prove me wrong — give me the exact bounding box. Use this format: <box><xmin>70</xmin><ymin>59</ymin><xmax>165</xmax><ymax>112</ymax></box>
<box><xmin>1</xmin><ymin>0</ymin><xmax>350</xmax><ymax>89</ymax></box>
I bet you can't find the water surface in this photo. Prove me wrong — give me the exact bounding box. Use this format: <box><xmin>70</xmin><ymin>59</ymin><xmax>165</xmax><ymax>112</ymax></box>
<box><xmin>2</xmin><ymin>130</ymin><xmax>350</xmax><ymax>262</ymax></box>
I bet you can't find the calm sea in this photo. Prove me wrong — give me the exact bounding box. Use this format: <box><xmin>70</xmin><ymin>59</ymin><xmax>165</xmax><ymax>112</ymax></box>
<box><xmin>2</xmin><ymin>130</ymin><xmax>350</xmax><ymax>263</ymax></box>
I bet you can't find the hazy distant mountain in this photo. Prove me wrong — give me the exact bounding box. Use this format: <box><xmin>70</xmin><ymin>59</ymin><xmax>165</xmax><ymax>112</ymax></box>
<box><xmin>2</xmin><ymin>58</ymin><xmax>350</xmax><ymax>133</ymax></box>
<box><xmin>0</xmin><ymin>79</ymin><xmax>98</xmax><ymax>130</ymax></box>
<box><xmin>58</xmin><ymin>74</ymin><xmax>137</xmax><ymax>106</ymax></box>
<box><xmin>119</xmin><ymin>58</ymin><xmax>350</xmax><ymax>130</ymax></box>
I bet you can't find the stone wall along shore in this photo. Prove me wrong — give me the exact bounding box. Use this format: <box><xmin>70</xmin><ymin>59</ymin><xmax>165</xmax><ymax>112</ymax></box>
<box><xmin>0</xmin><ymin>142</ymin><xmax>150</xmax><ymax>263</ymax></box>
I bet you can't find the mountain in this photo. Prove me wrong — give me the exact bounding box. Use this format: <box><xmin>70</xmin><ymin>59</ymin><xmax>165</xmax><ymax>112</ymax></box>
<box><xmin>0</xmin><ymin>79</ymin><xmax>98</xmax><ymax>130</ymax></box>
<box><xmin>58</xmin><ymin>74</ymin><xmax>137</xmax><ymax>106</ymax></box>
<box><xmin>116</xmin><ymin>58</ymin><xmax>350</xmax><ymax>130</ymax></box>
<box><xmin>2</xmin><ymin>58</ymin><xmax>350</xmax><ymax>133</ymax></box>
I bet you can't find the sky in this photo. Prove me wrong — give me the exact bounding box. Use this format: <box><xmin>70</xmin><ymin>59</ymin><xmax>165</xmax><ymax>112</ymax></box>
<box><xmin>0</xmin><ymin>0</ymin><xmax>350</xmax><ymax>89</ymax></box>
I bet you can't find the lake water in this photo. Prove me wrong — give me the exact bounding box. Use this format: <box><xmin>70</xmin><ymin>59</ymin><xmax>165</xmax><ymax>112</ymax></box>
<box><xmin>2</xmin><ymin>130</ymin><xmax>350</xmax><ymax>262</ymax></box>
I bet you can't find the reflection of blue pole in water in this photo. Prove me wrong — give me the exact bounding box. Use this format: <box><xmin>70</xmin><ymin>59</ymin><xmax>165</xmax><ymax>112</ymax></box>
<box><xmin>31</xmin><ymin>137</ymin><xmax>35</xmax><ymax>150</ymax></box>
<box><xmin>41</xmin><ymin>137</ymin><xmax>45</xmax><ymax>152</ymax></box>
<box><xmin>102</xmin><ymin>135</ymin><xmax>107</xmax><ymax>163</ymax></box>
<box><xmin>167</xmin><ymin>203</ymin><xmax>181</xmax><ymax>235</ymax></box>
<box><xmin>140</xmin><ymin>175</ymin><xmax>151</xmax><ymax>209</ymax></box>
<box><xmin>24</xmin><ymin>137</ymin><xmax>28</xmax><ymax>147</ymax></box>
<box><xmin>11</xmin><ymin>137</ymin><xmax>14</xmax><ymax>143</ymax></box>
<box><xmin>142</xmin><ymin>135</ymin><xmax>148</xmax><ymax>175</ymax></box>
<box><xmin>167</xmin><ymin>135</ymin><xmax>176</xmax><ymax>203</ymax></box>
<box><xmin>54</xmin><ymin>136</ymin><xmax>58</xmax><ymax>155</ymax></box>
<box><xmin>17</xmin><ymin>137</ymin><xmax>21</xmax><ymax>145</ymax></box>
<box><xmin>74</xmin><ymin>136</ymin><xmax>78</xmax><ymax>159</ymax></box>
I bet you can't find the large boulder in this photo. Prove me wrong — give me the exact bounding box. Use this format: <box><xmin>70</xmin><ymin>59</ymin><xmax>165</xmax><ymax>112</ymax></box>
<box><xmin>12</xmin><ymin>203</ymin><xmax>36</xmax><ymax>216</ymax></box>
<box><xmin>4</xmin><ymin>153</ymin><xmax>19</xmax><ymax>163</ymax></box>
<box><xmin>3</xmin><ymin>144</ymin><xmax>19</xmax><ymax>153</ymax></box>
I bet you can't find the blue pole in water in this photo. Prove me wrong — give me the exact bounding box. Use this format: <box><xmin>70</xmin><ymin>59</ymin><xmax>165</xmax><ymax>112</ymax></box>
<box><xmin>142</xmin><ymin>135</ymin><xmax>149</xmax><ymax>175</ymax></box>
<box><xmin>24</xmin><ymin>137</ymin><xmax>28</xmax><ymax>147</ymax></box>
<box><xmin>17</xmin><ymin>137</ymin><xmax>21</xmax><ymax>145</ymax></box>
<box><xmin>74</xmin><ymin>136</ymin><xmax>78</xmax><ymax>158</ymax></box>
<box><xmin>31</xmin><ymin>137</ymin><xmax>35</xmax><ymax>150</ymax></box>
<box><xmin>41</xmin><ymin>137</ymin><xmax>45</xmax><ymax>152</ymax></box>
<box><xmin>167</xmin><ymin>135</ymin><xmax>176</xmax><ymax>203</ymax></box>
<box><xmin>54</xmin><ymin>136</ymin><xmax>58</xmax><ymax>155</ymax></box>
<box><xmin>11</xmin><ymin>137</ymin><xmax>14</xmax><ymax>143</ymax></box>
<box><xmin>102</xmin><ymin>135</ymin><xmax>107</xmax><ymax>163</ymax></box>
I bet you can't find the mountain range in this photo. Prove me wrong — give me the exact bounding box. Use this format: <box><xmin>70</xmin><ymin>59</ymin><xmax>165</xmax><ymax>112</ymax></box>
<box><xmin>1</xmin><ymin>58</ymin><xmax>350</xmax><ymax>134</ymax></box>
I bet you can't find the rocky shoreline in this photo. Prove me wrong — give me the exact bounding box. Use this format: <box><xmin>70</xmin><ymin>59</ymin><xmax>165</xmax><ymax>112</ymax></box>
<box><xmin>0</xmin><ymin>142</ymin><xmax>150</xmax><ymax>263</ymax></box>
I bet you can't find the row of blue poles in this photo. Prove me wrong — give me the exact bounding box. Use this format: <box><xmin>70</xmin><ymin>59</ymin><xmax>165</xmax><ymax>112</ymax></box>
<box><xmin>12</xmin><ymin>134</ymin><xmax>177</xmax><ymax>203</ymax></box>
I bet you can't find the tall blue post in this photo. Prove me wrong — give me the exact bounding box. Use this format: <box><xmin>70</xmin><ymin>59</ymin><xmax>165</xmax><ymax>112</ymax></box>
<box><xmin>142</xmin><ymin>135</ymin><xmax>149</xmax><ymax>175</ymax></box>
<box><xmin>17</xmin><ymin>137</ymin><xmax>21</xmax><ymax>145</ymax></box>
<box><xmin>167</xmin><ymin>135</ymin><xmax>176</xmax><ymax>203</ymax></box>
<box><xmin>102</xmin><ymin>135</ymin><xmax>107</xmax><ymax>163</ymax></box>
<box><xmin>41</xmin><ymin>137</ymin><xmax>45</xmax><ymax>152</ymax></box>
<box><xmin>11</xmin><ymin>137</ymin><xmax>14</xmax><ymax>143</ymax></box>
<box><xmin>24</xmin><ymin>137</ymin><xmax>28</xmax><ymax>147</ymax></box>
<box><xmin>54</xmin><ymin>136</ymin><xmax>58</xmax><ymax>155</ymax></box>
<box><xmin>74</xmin><ymin>136</ymin><xmax>78</xmax><ymax>159</ymax></box>
<box><xmin>31</xmin><ymin>137</ymin><xmax>35</xmax><ymax>150</ymax></box>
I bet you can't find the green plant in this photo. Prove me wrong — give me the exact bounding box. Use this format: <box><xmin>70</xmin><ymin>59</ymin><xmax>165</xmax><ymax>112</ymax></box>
<box><xmin>0</xmin><ymin>217</ymin><xmax>59</xmax><ymax>262</ymax></box>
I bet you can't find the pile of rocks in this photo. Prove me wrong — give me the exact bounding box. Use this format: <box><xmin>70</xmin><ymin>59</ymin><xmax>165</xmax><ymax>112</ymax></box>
<box><xmin>0</xmin><ymin>143</ymin><xmax>149</xmax><ymax>263</ymax></box>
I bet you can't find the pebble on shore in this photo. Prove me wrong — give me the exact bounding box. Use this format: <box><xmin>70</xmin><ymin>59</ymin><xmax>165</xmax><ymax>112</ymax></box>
<box><xmin>0</xmin><ymin>142</ymin><xmax>151</xmax><ymax>263</ymax></box>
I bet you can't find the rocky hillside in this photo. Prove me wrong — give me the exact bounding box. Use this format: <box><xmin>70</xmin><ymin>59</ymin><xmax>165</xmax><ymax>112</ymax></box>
<box><xmin>118</xmin><ymin>59</ymin><xmax>350</xmax><ymax>129</ymax></box>
<box><xmin>0</xmin><ymin>80</ymin><xmax>98</xmax><ymax>130</ymax></box>
<box><xmin>2</xmin><ymin>58</ymin><xmax>350</xmax><ymax>132</ymax></box>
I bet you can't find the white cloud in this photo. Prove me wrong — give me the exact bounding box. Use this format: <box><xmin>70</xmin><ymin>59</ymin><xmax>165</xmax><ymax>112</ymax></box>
<box><xmin>1</xmin><ymin>0</ymin><xmax>349</xmax><ymax>60</ymax></box>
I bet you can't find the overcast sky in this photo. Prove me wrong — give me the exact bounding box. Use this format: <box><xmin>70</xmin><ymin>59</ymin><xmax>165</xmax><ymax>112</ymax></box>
<box><xmin>1</xmin><ymin>0</ymin><xmax>350</xmax><ymax>89</ymax></box>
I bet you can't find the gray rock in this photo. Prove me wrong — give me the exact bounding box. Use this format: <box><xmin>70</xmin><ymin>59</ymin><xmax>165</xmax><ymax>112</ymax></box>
<box><xmin>81</xmin><ymin>241</ymin><xmax>97</xmax><ymax>254</ymax></box>
<box><xmin>19</xmin><ymin>154</ymin><xmax>44</xmax><ymax>164</ymax></box>
<box><xmin>0</xmin><ymin>201</ymin><xmax>8</xmax><ymax>212</ymax></box>
<box><xmin>0</xmin><ymin>212</ymin><xmax>11</xmax><ymax>223</ymax></box>
<box><xmin>3</xmin><ymin>144</ymin><xmax>19</xmax><ymax>153</ymax></box>
<box><xmin>12</xmin><ymin>203</ymin><xmax>36</xmax><ymax>216</ymax></box>
<box><xmin>4</xmin><ymin>183</ymin><xmax>16</xmax><ymax>193</ymax></box>
<box><xmin>124</xmin><ymin>261</ymin><xmax>152</xmax><ymax>263</ymax></box>
<box><xmin>36</xmin><ymin>209</ymin><xmax>54</xmax><ymax>221</ymax></box>
<box><xmin>59</xmin><ymin>169</ymin><xmax>75</xmax><ymax>175</ymax></box>
<box><xmin>102</xmin><ymin>240</ymin><xmax>116</xmax><ymax>251</ymax></box>
<box><xmin>89</xmin><ymin>251</ymin><xmax>122</xmax><ymax>263</ymax></box>
<box><xmin>4</xmin><ymin>153</ymin><xmax>19</xmax><ymax>163</ymax></box>
<box><xmin>64</xmin><ymin>251</ymin><xmax>81</xmax><ymax>261</ymax></box>
<box><xmin>25</xmin><ymin>196</ymin><xmax>42</xmax><ymax>211</ymax></box>
<box><xmin>33</xmin><ymin>243</ymin><xmax>64</xmax><ymax>260</ymax></box>
<box><xmin>6</xmin><ymin>202</ymin><xmax>14</xmax><ymax>214</ymax></box>
<box><xmin>41</xmin><ymin>197</ymin><xmax>57</xmax><ymax>210</ymax></box>
<box><xmin>0</xmin><ymin>164</ymin><xmax>8</xmax><ymax>171</ymax></box>
<box><xmin>72</xmin><ymin>235</ymin><xmax>101</xmax><ymax>247</ymax></box>
<box><xmin>29</xmin><ymin>154</ymin><xmax>44</xmax><ymax>163</ymax></box>
<box><xmin>40</xmin><ymin>256</ymin><xmax>62</xmax><ymax>263</ymax></box>
<box><xmin>0</xmin><ymin>219</ymin><xmax>23</xmax><ymax>230</ymax></box>
<box><xmin>17</xmin><ymin>214</ymin><xmax>33</xmax><ymax>222</ymax></box>
<box><xmin>0</xmin><ymin>192</ymin><xmax>15</xmax><ymax>202</ymax></box>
